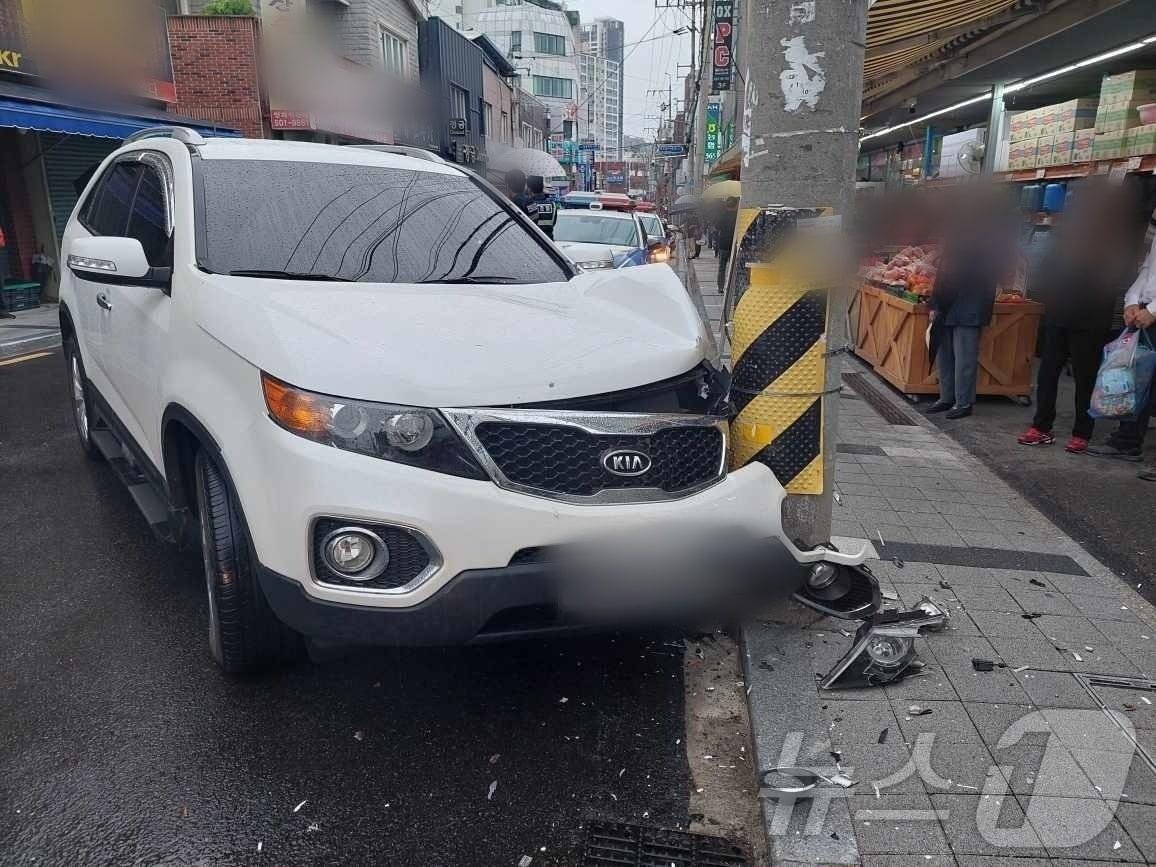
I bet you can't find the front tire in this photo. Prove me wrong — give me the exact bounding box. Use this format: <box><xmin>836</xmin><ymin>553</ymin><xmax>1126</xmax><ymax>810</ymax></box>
<box><xmin>64</xmin><ymin>337</ymin><xmax>101</xmax><ymax>461</ymax></box>
<box><xmin>194</xmin><ymin>450</ymin><xmax>301</xmax><ymax>673</ymax></box>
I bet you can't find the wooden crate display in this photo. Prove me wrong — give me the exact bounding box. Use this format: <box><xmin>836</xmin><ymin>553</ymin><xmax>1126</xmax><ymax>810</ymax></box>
<box><xmin>854</xmin><ymin>285</ymin><xmax>1042</xmax><ymax>398</ymax></box>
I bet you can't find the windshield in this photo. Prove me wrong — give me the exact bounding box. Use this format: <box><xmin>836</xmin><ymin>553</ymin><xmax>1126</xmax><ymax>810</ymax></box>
<box><xmin>638</xmin><ymin>214</ymin><xmax>664</xmax><ymax>240</ymax></box>
<box><xmin>553</xmin><ymin>212</ymin><xmax>639</xmax><ymax>247</ymax></box>
<box><xmin>195</xmin><ymin>159</ymin><xmax>571</xmax><ymax>284</ymax></box>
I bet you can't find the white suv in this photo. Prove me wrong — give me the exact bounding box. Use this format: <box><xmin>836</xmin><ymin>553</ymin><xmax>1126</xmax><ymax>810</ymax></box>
<box><xmin>59</xmin><ymin>129</ymin><xmax>872</xmax><ymax>673</ymax></box>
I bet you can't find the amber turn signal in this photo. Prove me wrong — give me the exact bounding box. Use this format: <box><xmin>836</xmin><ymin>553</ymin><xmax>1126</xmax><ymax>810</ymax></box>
<box><xmin>261</xmin><ymin>372</ymin><xmax>330</xmax><ymax>437</ymax></box>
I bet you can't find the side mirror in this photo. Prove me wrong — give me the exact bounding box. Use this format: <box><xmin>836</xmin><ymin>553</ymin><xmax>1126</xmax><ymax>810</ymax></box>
<box><xmin>68</xmin><ymin>236</ymin><xmax>170</xmax><ymax>290</ymax></box>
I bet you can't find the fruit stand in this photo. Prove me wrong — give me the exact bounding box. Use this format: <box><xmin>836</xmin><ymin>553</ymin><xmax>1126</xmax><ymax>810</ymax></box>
<box><xmin>854</xmin><ymin>245</ymin><xmax>1043</xmax><ymax>400</ymax></box>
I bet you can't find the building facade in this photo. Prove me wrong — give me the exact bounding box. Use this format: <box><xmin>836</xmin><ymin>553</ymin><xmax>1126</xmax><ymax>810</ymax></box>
<box><xmin>468</xmin><ymin>0</ymin><xmax>579</xmax><ymax>143</ymax></box>
<box><xmin>418</xmin><ymin>16</ymin><xmax>485</xmax><ymax>166</ymax></box>
<box><xmin>578</xmin><ymin>53</ymin><xmax>621</xmax><ymax>160</ymax></box>
<box><xmin>579</xmin><ymin>17</ymin><xmax>623</xmax><ymax>159</ymax></box>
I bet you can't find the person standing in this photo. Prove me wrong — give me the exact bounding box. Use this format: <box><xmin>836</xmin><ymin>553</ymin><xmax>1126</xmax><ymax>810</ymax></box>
<box><xmin>523</xmin><ymin>175</ymin><xmax>557</xmax><ymax>240</ymax></box>
<box><xmin>715</xmin><ymin>196</ymin><xmax>739</xmax><ymax>293</ymax></box>
<box><xmin>504</xmin><ymin>169</ymin><xmax>529</xmax><ymax>212</ymax></box>
<box><xmin>926</xmin><ymin>189</ymin><xmax>1016</xmax><ymax>420</ymax></box>
<box><xmin>1017</xmin><ymin>182</ymin><xmax>1134</xmax><ymax>453</ymax></box>
<box><xmin>1089</xmin><ymin>201</ymin><xmax>1156</xmax><ymax>463</ymax></box>
<box><xmin>685</xmin><ymin>211</ymin><xmax>702</xmax><ymax>260</ymax></box>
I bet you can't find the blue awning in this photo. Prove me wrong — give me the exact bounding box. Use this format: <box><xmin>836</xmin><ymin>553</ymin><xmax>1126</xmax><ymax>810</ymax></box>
<box><xmin>0</xmin><ymin>97</ymin><xmax>240</xmax><ymax>139</ymax></box>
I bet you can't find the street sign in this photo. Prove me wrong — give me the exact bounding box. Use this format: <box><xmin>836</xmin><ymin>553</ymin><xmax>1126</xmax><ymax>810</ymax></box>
<box><xmin>656</xmin><ymin>143</ymin><xmax>688</xmax><ymax>157</ymax></box>
<box><xmin>578</xmin><ymin>141</ymin><xmax>598</xmax><ymax>152</ymax></box>
<box><xmin>705</xmin><ymin>100</ymin><xmax>721</xmax><ymax>164</ymax></box>
<box><xmin>449</xmin><ymin>118</ymin><xmax>467</xmax><ymax>136</ymax></box>
<box><xmin>711</xmin><ymin>1</ymin><xmax>734</xmax><ymax>92</ymax></box>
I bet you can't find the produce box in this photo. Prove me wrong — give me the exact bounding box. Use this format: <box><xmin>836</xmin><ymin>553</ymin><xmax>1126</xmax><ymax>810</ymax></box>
<box><xmin>1034</xmin><ymin>135</ymin><xmax>1055</xmax><ymax>167</ymax></box>
<box><xmin>1010</xmin><ymin>108</ymin><xmax>1040</xmax><ymax>143</ymax></box>
<box><xmin>1009</xmin><ymin>138</ymin><xmax>1037</xmax><ymax>170</ymax></box>
<box><xmin>1096</xmin><ymin>102</ymin><xmax>1148</xmax><ymax>133</ymax></box>
<box><xmin>1053</xmin><ymin>98</ymin><xmax>1098</xmax><ymax>135</ymax></box>
<box><xmin>1126</xmin><ymin>124</ymin><xmax>1156</xmax><ymax>157</ymax></box>
<box><xmin>1050</xmin><ymin>130</ymin><xmax>1076</xmax><ymax>165</ymax></box>
<box><xmin>1093</xmin><ymin>130</ymin><xmax>1127</xmax><ymax>160</ymax></box>
<box><xmin>1099</xmin><ymin>70</ymin><xmax>1156</xmax><ymax>107</ymax></box>
<box><xmin>1073</xmin><ymin>128</ymin><xmax>1096</xmax><ymax>163</ymax></box>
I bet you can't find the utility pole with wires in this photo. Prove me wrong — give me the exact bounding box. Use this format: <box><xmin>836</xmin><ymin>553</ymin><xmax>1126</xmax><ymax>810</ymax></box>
<box><xmin>726</xmin><ymin>0</ymin><xmax>869</xmax><ymax>548</ymax></box>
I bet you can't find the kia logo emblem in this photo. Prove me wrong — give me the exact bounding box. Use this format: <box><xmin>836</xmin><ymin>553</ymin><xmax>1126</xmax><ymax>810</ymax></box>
<box><xmin>602</xmin><ymin>449</ymin><xmax>652</xmax><ymax>477</ymax></box>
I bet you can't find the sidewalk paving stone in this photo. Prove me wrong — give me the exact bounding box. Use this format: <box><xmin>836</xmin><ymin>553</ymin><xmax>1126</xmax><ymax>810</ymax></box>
<box><xmin>891</xmin><ymin>700</ymin><xmax>987</xmax><ymax>747</ymax></box>
<box><xmin>744</xmin><ymin>354</ymin><xmax>1156</xmax><ymax>863</ymax></box>
<box><xmin>849</xmin><ymin>793</ymin><xmax>954</xmax><ymax>855</ymax></box>
<box><xmin>939</xmin><ymin>664</ymin><xmax>1032</xmax><ymax>705</ymax></box>
<box><xmin>1115</xmin><ymin>802</ymin><xmax>1156</xmax><ymax>860</ymax></box>
<box><xmin>1014</xmin><ymin>672</ymin><xmax>1098</xmax><ymax>709</ymax></box>
<box><xmin>990</xmin><ymin>742</ymin><xmax>1101</xmax><ymax>798</ymax></box>
<box><xmin>1024</xmin><ymin>797</ymin><xmax>1143</xmax><ymax>862</ymax></box>
<box><xmin>931</xmin><ymin>793</ymin><xmax>1047</xmax><ymax>857</ymax></box>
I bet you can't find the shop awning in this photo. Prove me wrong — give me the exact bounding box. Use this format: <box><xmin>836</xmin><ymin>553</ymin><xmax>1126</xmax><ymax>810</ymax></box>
<box><xmin>0</xmin><ymin>83</ymin><xmax>239</xmax><ymax>139</ymax></box>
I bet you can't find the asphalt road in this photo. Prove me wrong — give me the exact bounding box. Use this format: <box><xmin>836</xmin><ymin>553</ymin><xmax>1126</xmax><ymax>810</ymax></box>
<box><xmin>0</xmin><ymin>351</ymin><xmax>693</xmax><ymax>867</ymax></box>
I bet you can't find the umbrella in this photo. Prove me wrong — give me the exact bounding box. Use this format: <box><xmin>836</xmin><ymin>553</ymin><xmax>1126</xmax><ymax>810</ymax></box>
<box><xmin>669</xmin><ymin>194</ymin><xmax>698</xmax><ymax>214</ymax></box>
<box><xmin>488</xmin><ymin>147</ymin><xmax>566</xmax><ymax>179</ymax></box>
<box><xmin>702</xmin><ymin>179</ymin><xmax>741</xmax><ymax>201</ymax></box>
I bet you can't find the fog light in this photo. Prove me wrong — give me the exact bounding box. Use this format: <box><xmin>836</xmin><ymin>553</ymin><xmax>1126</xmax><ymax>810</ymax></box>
<box><xmin>807</xmin><ymin>562</ymin><xmax>838</xmax><ymax>590</ymax></box>
<box><xmin>865</xmin><ymin>634</ymin><xmax>912</xmax><ymax>667</ymax></box>
<box><xmin>321</xmin><ymin>527</ymin><xmax>389</xmax><ymax>581</ymax></box>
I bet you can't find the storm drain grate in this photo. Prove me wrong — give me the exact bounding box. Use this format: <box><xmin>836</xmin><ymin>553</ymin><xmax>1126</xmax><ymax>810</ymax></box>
<box><xmin>841</xmin><ymin>373</ymin><xmax>918</xmax><ymax>426</ymax></box>
<box><xmin>583</xmin><ymin>821</ymin><xmax>748</xmax><ymax>867</ymax></box>
<box><xmin>1077</xmin><ymin>674</ymin><xmax>1156</xmax><ymax>774</ymax></box>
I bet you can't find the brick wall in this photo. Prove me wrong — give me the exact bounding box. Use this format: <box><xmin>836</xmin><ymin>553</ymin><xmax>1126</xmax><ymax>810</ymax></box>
<box><xmin>167</xmin><ymin>15</ymin><xmax>267</xmax><ymax>139</ymax></box>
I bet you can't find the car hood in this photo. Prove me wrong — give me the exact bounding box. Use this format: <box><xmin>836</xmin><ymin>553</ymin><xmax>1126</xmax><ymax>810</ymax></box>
<box><xmin>194</xmin><ymin>265</ymin><xmax>709</xmax><ymax>407</ymax></box>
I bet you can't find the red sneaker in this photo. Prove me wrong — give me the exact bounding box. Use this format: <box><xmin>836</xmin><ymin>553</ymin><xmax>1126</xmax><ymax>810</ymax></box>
<box><xmin>1018</xmin><ymin>427</ymin><xmax>1055</xmax><ymax>446</ymax></box>
<box><xmin>1065</xmin><ymin>436</ymin><xmax>1089</xmax><ymax>454</ymax></box>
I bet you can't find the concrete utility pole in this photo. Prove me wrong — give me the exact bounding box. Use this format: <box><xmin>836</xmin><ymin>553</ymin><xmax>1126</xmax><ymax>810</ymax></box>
<box><xmin>729</xmin><ymin>0</ymin><xmax>869</xmax><ymax>547</ymax></box>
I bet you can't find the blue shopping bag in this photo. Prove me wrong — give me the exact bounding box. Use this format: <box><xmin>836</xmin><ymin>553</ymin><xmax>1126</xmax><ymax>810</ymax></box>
<box><xmin>1089</xmin><ymin>328</ymin><xmax>1156</xmax><ymax>420</ymax></box>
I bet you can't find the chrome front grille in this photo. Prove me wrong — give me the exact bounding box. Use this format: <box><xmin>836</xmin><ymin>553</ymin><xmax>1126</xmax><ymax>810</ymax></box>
<box><xmin>443</xmin><ymin>409</ymin><xmax>728</xmax><ymax>505</ymax></box>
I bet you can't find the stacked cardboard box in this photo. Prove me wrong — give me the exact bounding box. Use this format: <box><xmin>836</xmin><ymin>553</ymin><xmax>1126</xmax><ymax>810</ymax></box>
<box><xmin>1094</xmin><ymin>70</ymin><xmax>1156</xmax><ymax>156</ymax></box>
<box><xmin>1008</xmin><ymin>138</ymin><xmax>1037</xmax><ymax>170</ymax></box>
<box><xmin>1126</xmin><ymin>124</ymin><xmax>1156</xmax><ymax>157</ymax></box>
<box><xmin>1072</xmin><ymin>128</ymin><xmax>1096</xmax><ymax>163</ymax></box>
<box><xmin>1007</xmin><ymin>98</ymin><xmax>1098</xmax><ymax>169</ymax></box>
<box><xmin>1094</xmin><ymin>129</ymin><xmax>1127</xmax><ymax>160</ymax></box>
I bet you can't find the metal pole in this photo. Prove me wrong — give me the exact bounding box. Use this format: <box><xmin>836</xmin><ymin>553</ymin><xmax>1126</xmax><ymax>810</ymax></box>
<box><xmin>730</xmin><ymin>0</ymin><xmax>869</xmax><ymax>547</ymax></box>
<box><xmin>983</xmin><ymin>82</ymin><xmax>1006</xmax><ymax>174</ymax></box>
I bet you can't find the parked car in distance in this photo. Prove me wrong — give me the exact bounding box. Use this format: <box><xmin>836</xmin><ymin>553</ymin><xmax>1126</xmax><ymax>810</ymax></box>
<box><xmin>553</xmin><ymin>209</ymin><xmax>664</xmax><ymax>269</ymax></box>
<box><xmin>637</xmin><ymin>212</ymin><xmax>674</xmax><ymax>265</ymax></box>
<box><xmin>59</xmin><ymin>129</ymin><xmax>870</xmax><ymax>674</ymax></box>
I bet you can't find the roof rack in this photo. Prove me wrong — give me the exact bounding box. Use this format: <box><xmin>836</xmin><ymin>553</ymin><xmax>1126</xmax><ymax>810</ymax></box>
<box><xmin>122</xmin><ymin>126</ymin><xmax>207</xmax><ymax>146</ymax></box>
<box><xmin>344</xmin><ymin>144</ymin><xmax>447</xmax><ymax>164</ymax></box>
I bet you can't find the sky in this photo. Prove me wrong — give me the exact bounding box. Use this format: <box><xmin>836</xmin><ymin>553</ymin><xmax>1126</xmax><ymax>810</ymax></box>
<box><xmin>566</xmin><ymin>0</ymin><xmax>696</xmax><ymax>139</ymax></box>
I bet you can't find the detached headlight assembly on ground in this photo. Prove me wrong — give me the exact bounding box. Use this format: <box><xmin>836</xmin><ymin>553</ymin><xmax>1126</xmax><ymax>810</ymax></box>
<box><xmin>261</xmin><ymin>372</ymin><xmax>488</xmax><ymax>480</ymax></box>
<box><xmin>821</xmin><ymin>599</ymin><xmax>949</xmax><ymax>689</ymax></box>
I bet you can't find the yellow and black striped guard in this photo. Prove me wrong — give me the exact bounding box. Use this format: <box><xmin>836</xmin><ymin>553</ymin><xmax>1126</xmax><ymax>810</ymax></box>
<box><xmin>728</xmin><ymin>207</ymin><xmax>831</xmax><ymax>494</ymax></box>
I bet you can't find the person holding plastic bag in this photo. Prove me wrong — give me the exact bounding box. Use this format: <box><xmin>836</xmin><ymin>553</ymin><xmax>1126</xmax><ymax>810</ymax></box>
<box><xmin>1088</xmin><ymin>203</ymin><xmax>1156</xmax><ymax>472</ymax></box>
<box><xmin>1017</xmin><ymin>183</ymin><xmax>1135</xmax><ymax>453</ymax></box>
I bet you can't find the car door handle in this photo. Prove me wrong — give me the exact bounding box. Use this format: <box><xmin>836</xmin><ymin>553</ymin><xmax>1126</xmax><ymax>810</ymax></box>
<box><xmin>96</xmin><ymin>293</ymin><xmax>112</xmax><ymax>312</ymax></box>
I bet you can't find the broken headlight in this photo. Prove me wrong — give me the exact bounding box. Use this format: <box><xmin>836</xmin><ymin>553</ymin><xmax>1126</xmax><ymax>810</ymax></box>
<box><xmin>821</xmin><ymin>599</ymin><xmax>949</xmax><ymax>689</ymax></box>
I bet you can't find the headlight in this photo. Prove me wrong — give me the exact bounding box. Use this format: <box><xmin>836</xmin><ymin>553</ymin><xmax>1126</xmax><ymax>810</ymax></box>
<box><xmin>261</xmin><ymin>373</ymin><xmax>488</xmax><ymax>480</ymax></box>
<box><xmin>575</xmin><ymin>260</ymin><xmax>612</xmax><ymax>271</ymax></box>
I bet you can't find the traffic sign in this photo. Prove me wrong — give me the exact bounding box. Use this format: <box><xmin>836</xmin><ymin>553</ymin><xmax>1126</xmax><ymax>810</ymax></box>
<box><xmin>656</xmin><ymin>143</ymin><xmax>688</xmax><ymax>157</ymax></box>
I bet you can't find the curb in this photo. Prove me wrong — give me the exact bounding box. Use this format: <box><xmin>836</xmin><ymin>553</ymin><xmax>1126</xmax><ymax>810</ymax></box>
<box><xmin>740</xmin><ymin>616</ymin><xmax>860</xmax><ymax>865</ymax></box>
<box><xmin>0</xmin><ymin>332</ymin><xmax>62</xmax><ymax>359</ymax></box>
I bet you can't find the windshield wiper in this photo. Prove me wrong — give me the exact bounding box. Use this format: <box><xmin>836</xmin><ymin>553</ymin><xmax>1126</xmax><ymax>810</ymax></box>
<box><xmin>228</xmin><ymin>269</ymin><xmax>344</xmax><ymax>281</ymax></box>
<box><xmin>416</xmin><ymin>276</ymin><xmax>529</xmax><ymax>285</ymax></box>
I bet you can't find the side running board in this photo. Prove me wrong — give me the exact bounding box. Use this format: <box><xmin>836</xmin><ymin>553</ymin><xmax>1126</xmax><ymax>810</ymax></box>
<box><xmin>90</xmin><ymin>427</ymin><xmax>175</xmax><ymax>543</ymax></box>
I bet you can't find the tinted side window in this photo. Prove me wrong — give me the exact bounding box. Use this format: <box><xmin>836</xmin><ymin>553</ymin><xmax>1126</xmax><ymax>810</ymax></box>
<box><xmin>127</xmin><ymin>165</ymin><xmax>170</xmax><ymax>265</ymax></box>
<box><xmin>86</xmin><ymin>162</ymin><xmax>144</xmax><ymax>237</ymax></box>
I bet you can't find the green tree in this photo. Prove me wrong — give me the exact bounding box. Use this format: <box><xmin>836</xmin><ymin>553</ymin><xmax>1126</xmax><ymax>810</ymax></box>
<box><xmin>201</xmin><ymin>0</ymin><xmax>254</xmax><ymax>15</ymax></box>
